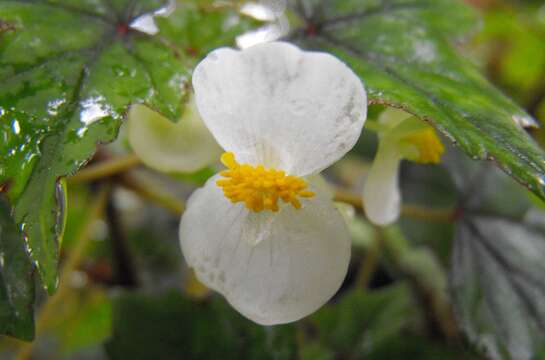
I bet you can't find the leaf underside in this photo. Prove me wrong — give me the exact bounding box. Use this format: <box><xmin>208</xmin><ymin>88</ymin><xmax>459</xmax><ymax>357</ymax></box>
<box><xmin>445</xmin><ymin>152</ymin><xmax>545</xmax><ymax>360</ymax></box>
<box><xmin>453</xmin><ymin>218</ymin><xmax>545</xmax><ymax>360</ymax></box>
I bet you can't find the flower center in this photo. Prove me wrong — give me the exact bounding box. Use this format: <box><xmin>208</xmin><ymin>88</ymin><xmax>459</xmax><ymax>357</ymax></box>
<box><xmin>216</xmin><ymin>152</ymin><xmax>315</xmax><ymax>212</ymax></box>
<box><xmin>402</xmin><ymin>127</ymin><xmax>444</xmax><ymax>164</ymax></box>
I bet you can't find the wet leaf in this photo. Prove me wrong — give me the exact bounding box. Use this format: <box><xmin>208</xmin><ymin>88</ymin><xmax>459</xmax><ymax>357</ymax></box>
<box><xmin>292</xmin><ymin>0</ymin><xmax>545</xmax><ymax>202</ymax></box>
<box><xmin>0</xmin><ymin>195</ymin><xmax>35</xmax><ymax>341</ymax></box>
<box><xmin>0</xmin><ymin>0</ymin><xmax>252</xmax><ymax>293</ymax></box>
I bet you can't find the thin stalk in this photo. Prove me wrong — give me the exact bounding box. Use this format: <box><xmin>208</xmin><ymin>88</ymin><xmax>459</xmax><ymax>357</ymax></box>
<box><xmin>106</xmin><ymin>196</ymin><xmax>138</xmax><ymax>287</ymax></box>
<box><xmin>68</xmin><ymin>153</ymin><xmax>141</xmax><ymax>184</ymax></box>
<box><xmin>118</xmin><ymin>174</ymin><xmax>185</xmax><ymax>216</ymax></box>
<box><xmin>333</xmin><ymin>188</ymin><xmax>455</xmax><ymax>222</ymax></box>
<box><xmin>355</xmin><ymin>225</ymin><xmax>383</xmax><ymax>289</ymax></box>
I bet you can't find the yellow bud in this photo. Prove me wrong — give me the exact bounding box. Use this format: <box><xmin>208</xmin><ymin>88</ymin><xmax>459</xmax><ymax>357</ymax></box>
<box><xmin>401</xmin><ymin>127</ymin><xmax>444</xmax><ymax>164</ymax></box>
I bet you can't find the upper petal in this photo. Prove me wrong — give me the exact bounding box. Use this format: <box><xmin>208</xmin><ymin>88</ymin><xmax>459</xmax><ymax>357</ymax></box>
<box><xmin>127</xmin><ymin>102</ymin><xmax>222</xmax><ymax>173</ymax></box>
<box><xmin>192</xmin><ymin>41</ymin><xmax>367</xmax><ymax>176</ymax></box>
<box><xmin>179</xmin><ymin>176</ymin><xmax>351</xmax><ymax>325</ymax></box>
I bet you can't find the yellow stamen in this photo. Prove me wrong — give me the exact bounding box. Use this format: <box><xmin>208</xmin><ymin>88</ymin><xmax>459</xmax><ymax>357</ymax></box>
<box><xmin>402</xmin><ymin>127</ymin><xmax>444</xmax><ymax>164</ymax></box>
<box><xmin>216</xmin><ymin>152</ymin><xmax>315</xmax><ymax>213</ymax></box>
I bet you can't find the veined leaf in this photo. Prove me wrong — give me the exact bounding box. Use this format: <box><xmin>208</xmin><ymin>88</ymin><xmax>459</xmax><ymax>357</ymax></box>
<box><xmin>446</xmin><ymin>150</ymin><xmax>545</xmax><ymax>360</ymax></box>
<box><xmin>290</xmin><ymin>0</ymin><xmax>545</xmax><ymax>201</ymax></box>
<box><xmin>0</xmin><ymin>0</ymin><xmax>252</xmax><ymax>294</ymax></box>
<box><xmin>453</xmin><ymin>216</ymin><xmax>545</xmax><ymax>360</ymax></box>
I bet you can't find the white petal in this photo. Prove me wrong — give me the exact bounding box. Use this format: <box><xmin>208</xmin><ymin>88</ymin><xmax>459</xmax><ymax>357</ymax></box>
<box><xmin>192</xmin><ymin>41</ymin><xmax>367</xmax><ymax>176</ymax></box>
<box><xmin>127</xmin><ymin>102</ymin><xmax>222</xmax><ymax>173</ymax></box>
<box><xmin>363</xmin><ymin>143</ymin><xmax>403</xmax><ymax>226</ymax></box>
<box><xmin>179</xmin><ymin>176</ymin><xmax>351</xmax><ymax>325</ymax></box>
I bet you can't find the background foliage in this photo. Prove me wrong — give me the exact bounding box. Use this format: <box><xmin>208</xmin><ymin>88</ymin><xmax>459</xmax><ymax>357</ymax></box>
<box><xmin>1</xmin><ymin>0</ymin><xmax>545</xmax><ymax>359</ymax></box>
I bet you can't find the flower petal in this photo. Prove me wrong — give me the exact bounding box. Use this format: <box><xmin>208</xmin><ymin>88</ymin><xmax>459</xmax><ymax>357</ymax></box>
<box><xmin>179</xmin><ymin>176</ymin><xmax>351</xmax><ymax>325</ymax></box>
<box><xmin>363</xmin><ymin>143</ymin><xmax>403</xmax><ymax>226</ymax></box>
<box><xmin>192</xmin><ymin>41</ymin><xmax>367</xmax><ymax>175</ymax></box>
<box><xmin>127</xmin><ymin>102</ymin><xmax>222</xmax><ymax>173</ymax></box>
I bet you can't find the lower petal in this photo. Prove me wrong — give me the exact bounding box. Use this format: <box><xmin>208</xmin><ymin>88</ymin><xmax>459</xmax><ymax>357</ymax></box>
<box><xmin>363</xmin><ymin>143</ymin><xmax>403</xmax><ymax>225</ymax></box>
<box><xmin>179</xmin><ymin>176</ymin><xmax>351</xmax><ymax>325</ymax></box>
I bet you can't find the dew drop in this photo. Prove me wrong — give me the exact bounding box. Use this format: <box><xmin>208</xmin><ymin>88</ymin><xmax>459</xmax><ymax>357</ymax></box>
<box><xmin>80</xmin><ymin>95</ymin><xmax>111</xmax><ymax>125</ymax></box>
<box><xmin>11</xmin><ymin>119</ymin><xmax>20</xmax><ymax>134</ymax></box>
<box><xmin>512</xmin><ymin>114</ymin><xmax>537</xmax><ymax>128</ymax></box>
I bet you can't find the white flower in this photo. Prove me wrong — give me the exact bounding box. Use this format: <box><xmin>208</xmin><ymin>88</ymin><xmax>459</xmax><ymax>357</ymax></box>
<box><xmin>363</xmin><ymin>108</ymin><xmax>444</xmax><ymax>226</ymax></box>
<box><xmin>127</xmin><ymin>97</ymin><xmax>222</xmax><ymax>173</ymax></box>
<box><xmin>179</xmin><ymin>42</ymin><xmax>367</xmax><ymax>325</ymax></box>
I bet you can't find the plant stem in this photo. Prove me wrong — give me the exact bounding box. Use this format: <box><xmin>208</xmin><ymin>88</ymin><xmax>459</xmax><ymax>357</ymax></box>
<box><xmin>401</xmin><ymin>204</ymin><xmax>454</xmax><ymax>222</ymax></box>
<box><xmin>355</xmin><ymin>226</ymin><xmax>383</xmax><ymax>289</ymax></box>
<box><xmin>118</xmin><ymin>174</ymin><xmax>185</xmax><ymax>216</ymax></box>
<box><xmin>333</xmin><ymin>188</ymin><xmax>454</xmax><ymax>222</ymax></box>
<box><xmin>68</xmin><ymin>153</ymin><xmax>141</xmax><ymax>184</ymax></box>
<box><xmin>106</xmin><ymin>195</ymin><xmax>138</xmax><ymax>287</ymax></box>
<box><xmin>16</xmin><ymin>185</ymin><xmax>111</xmax><ymax>360</ymax></box>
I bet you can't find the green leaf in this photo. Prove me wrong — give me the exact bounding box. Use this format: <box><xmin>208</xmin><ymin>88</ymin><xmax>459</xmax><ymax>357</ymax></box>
<box><xmin>53</xmin><ymin>288</ymin><xmax>112</xmax><ymax>355</ymax></box>
<box><xmin>309</xmin><ymin>284</ymin><xmax>418</xmax><ymax>357</ymax></box>
<box><xmin>0</xmin><ymin>0</ymin><xmax>252</xmax><ymax>293</ymax></box>
<box><xmin>476</xmin><ymin>4</ymin><xmax>545</xmax><ymax>102</ymax></box>
<box><xmin>0</xmin><ymin>194</ymin><xmax>35</xmax><ymax>341</ymax></box>
<box><xmin>105</xmin><ymin>291</ymin><xmax>297</xmax><ymax>360</ymax></box>
<box><xmin>310</xmin><ymin>283</ymin><xmax>479</xmax><ymax>358</ymax></box>
<box><xmin>291</xmin><ymin>0</ymin><xmax>545</xmax><ymax>201</ymax></box>
<box><xmin>363</xmin><ymin>334</ymin><xmax>481</xmax><ymax>360</ymax></box>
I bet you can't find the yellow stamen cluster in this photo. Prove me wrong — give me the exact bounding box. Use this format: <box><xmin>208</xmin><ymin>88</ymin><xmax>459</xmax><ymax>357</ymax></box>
<box><xmin>216</xmin><ymin>152</ymin><xmax>315</xmax><ymax>212</ymax></box>
<box><xmin>403</xmin><ymin>128</ymin><xmax>445</xmax><ymax>164</ymax></box>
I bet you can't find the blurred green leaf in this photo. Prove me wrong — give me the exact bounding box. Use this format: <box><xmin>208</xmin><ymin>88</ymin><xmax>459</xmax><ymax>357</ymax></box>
<box><xmin>293</xmin><ymin>0</ymin><xmax>545</xmax><ymax>202</ymax></box>
<box><xmin>105</xmin><ymin>291</ymin><xmax>297</xmax><ymax>360</ymax></box>
<box><xmin>400</xmin><ymin>163</ymin><xmax>458</xmax><ymax>261</ymax></box>
<box><xmin>475</xmin><ymin>3</ymin><xmax>545</xmax><ymax>103</ymax></box>
<box><xmin>0</xmin><ymin>0</ymin><xmax>253</xmax><ymax>293</ymax></box>
<box><xmin>53</xmin><ymin>288</ymin><xmax>112</xmax><ymax>354</ymax></box>
<box><xmin>309</xmin><ymin>284</ymin><xmax>419</xmax><ymax>357</ymax></box>
<box><xmin>170</xmin><ymin>166</ymin><xmax>216</xmax><ymax>186</ymax></box>
<box><xmin>0</xmin><ymin>194</ymin><xmax>35</xmax><ymax>341</ymax></box>
<box><xmin>306</xmin><ymin>282</ymin><xmax>477</xmax><ymax>360</ymax></box>
<box><xmin>364</xmin><ymin>334</ymin><xmax>480</xmax><ymax>360</ymax></box>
